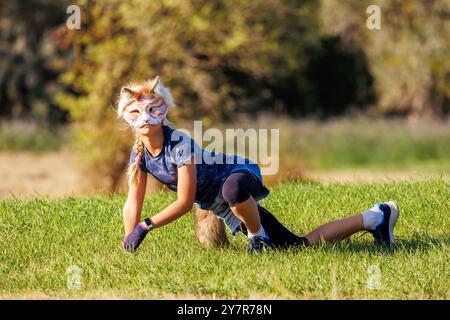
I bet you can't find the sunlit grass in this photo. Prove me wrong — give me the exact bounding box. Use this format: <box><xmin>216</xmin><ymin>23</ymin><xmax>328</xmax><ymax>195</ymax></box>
<box><xmin>0</xmin><ymin>179</ymin><xmax>448</xmax><ymax>299</ymax></box>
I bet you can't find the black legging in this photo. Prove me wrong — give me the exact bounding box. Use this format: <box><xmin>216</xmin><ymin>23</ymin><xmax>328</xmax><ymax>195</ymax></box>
<box><xmin>221</xmin><ymin>171</ymin><xmax>309</xmax><ymax>249</ymax></box>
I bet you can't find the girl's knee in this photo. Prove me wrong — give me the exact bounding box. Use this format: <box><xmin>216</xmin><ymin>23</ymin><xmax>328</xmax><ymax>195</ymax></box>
<box><xmin>221</xmin><ymin>173</ymin><xmax>251</xmax><ymax>206</ymax></box>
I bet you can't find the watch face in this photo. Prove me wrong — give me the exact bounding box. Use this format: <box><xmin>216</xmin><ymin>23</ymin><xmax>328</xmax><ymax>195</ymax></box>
<box><xmin>145</xmin><ymin>218</ymin><xmax>153</xmax><ymax>230</ymax></box>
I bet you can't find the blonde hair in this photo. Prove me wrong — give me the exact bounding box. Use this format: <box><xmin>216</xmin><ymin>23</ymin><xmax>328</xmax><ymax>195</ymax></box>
<box><xmin>128</xmin><ymin>134</ymin><xmax>144</xmax><ymax>186</ymax></box>
<box><xmin>117</xmin><ymin>76</ymin><xmax>176</xmax><ymax>186</ymax></box>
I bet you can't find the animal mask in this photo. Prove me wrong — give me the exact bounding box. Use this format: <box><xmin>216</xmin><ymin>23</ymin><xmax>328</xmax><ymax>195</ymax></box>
<box><xmin>118</xmin><ymin>76</ymin><xmax>173</xmax><ymax>127</ymax></box>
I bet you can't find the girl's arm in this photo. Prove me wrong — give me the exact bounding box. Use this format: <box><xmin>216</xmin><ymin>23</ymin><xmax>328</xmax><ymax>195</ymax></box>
<box><xmin>123</xmin><ymin>169</ymin><xmax>147</xmax><ymax>236</ymax></box>
<box><xmin>122</xmin><ymin>157</ymin><xmax>195</xmax><ymax>251</ymax></box>
<box><xmin>150</xmin><ymin>157</ymin><xmax>196</xmax><ymax>228</ymax></box>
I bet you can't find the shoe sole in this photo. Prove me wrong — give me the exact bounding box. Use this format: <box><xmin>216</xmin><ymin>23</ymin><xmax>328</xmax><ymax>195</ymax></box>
<box><xmin>385</xmin><ymin>201</ymin><xmax>400</xmax><ymax>245</ymax></box>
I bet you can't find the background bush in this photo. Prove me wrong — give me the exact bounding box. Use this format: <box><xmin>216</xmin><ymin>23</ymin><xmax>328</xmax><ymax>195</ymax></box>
<box><xmin>1</xmin><ymin>0</ymin><xmax>449</xmax><ymax>189</ymax></box>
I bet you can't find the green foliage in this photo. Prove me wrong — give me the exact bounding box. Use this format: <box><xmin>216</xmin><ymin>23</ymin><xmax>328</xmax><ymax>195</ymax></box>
<box><xmin>56</xmin><ymin>0</ymin><xmax>322</xmax><ymax>188</ymax></box>
<box><xmin>0</xmin><ymin>180</ymin><xmax>448</xmax><ymax>298</ymax></box>
<box><xmin>320</xmin><ymin>0</ymin><xmax>450</xmax><ymax>116</ymax></box>
<box><xmin>0</xmin><ymin>0</ymin><xmax>70</xmax><ymax>122</ymax></box>
<box><xmin>58</xmin><ymin>0</ymin><xmax>322</xmax><ymax>119</ymax></box>
<box><xmin>8</xmin><ymin>0</ymin><xmax>442</xmax><ymax>188</ymax></box>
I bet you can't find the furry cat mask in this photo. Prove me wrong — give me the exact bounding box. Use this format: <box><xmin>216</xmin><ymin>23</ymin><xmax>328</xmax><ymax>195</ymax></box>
<box><xmin>117</xmin><ymin>76</ymin><xmax>175</xmax><ymax>127</ymax></box>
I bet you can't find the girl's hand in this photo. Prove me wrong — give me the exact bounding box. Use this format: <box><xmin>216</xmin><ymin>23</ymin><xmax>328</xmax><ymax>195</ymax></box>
<box><xmin>122</xmin><ymin>223</ymin><xmax>148</xmax><ymax>252</ymax></box>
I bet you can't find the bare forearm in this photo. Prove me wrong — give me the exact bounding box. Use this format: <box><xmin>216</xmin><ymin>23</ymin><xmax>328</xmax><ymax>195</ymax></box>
<box><xmin>123</xmin><ymin>201</ymin><xmax>142</xmax><ymax>235</ymax></box>
<box><xmin>150</xmin><ymin>200</ymin><xmax>193</xmax><ymax>229</ymax></box>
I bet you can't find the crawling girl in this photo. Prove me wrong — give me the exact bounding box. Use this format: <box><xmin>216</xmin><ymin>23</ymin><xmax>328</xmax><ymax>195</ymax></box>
<box><xmin>118</xmin><ymin>76</ymin><xmax>400</xmax><ymax>253</ymax></box>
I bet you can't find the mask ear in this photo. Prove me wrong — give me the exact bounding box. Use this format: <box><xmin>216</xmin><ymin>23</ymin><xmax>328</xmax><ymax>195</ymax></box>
<box><xmin>150</xmin><ymin>76</ymin><xmax>160</xmax><ymax>92</ymax></box>
<box><xmin>143</xmin><ymin>76</ymin><xmax>160</xmax><ymax>96</ymax></box>
<box><xmin>121</xmin><ymin>87</ymin><xmax>139</xmax><ymax>99</ymax></box>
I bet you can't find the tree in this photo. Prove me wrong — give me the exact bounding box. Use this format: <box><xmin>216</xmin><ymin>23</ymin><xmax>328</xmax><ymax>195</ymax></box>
<box><xmin>56</xmin><ymin>0</ymin><xmax>322</xmax><ymax>189</ymax></box>
<box><xmin>319</xmin><ymin>0</ymin><xmax>450</xmax><ymax>117</ymax></box>
<box><xmin>0</xmin><ymin>0</ymin><xmax>70</xmax><ymax>123</ymax></box>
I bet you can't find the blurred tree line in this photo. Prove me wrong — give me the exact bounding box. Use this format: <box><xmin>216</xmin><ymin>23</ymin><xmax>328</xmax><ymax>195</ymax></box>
<box><xmin>0</xmin><ymin>0</ymin><xmax>70</xmax><ymax>123</ymax></box>
<box><xmin>320</xmin><ymin>0</ymin><xmax>450</xmax><ymax>118</ymax></box>
<box><xmin>0</xmin><ymin>0</ymin><xmax>449</xmax><ymax>189</ymax></box>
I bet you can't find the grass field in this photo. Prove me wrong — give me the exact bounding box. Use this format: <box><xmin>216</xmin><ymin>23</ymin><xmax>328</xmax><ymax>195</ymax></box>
<box><xmin>254</xmin><ymin>116</ymin><xmax>450</xmax><ymax>172</ymax></box>
<box><xmin>0</xmin><ymin>179</ymin><xmax>448</xmax><ymax>299</ymax></box>
<box><xmin>0</xmin><ymin>121</ymin><xmax>68</xmax><ymax>153</ymax></box>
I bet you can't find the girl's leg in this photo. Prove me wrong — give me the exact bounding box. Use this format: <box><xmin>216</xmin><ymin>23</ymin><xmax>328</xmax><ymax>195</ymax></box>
<box><xmin>304</xmin><ymin>214</ymin><xmax>364</xmax><ymax>246</ymax></box>
<box><xmin>238</xmin><ymin>205</ymin><xmax>309</xmax><ymax>249</ymax></box>
<box><xmin>221</xmin><ymin>171</ymin><xmax>398</xmax><ymax>250</ymax></box>
<box><xmin>222</xmin><ymin>171</ymin><xmax>279</xmax><ymax>253</ymax></box>
<box><xmin>229</xmin><ymin>195</ymin><xmax>261</xmax><ymax>234</ymax></box>
<box><xmin>222</xmin><ymin>171</ymin><xmax>308</xmax><ymax>250</ymax></box>
<box><xmin>221</xmin><ymin>172</ymin><xmax>265</xmax><ymax>235</ymax></box>
<box><xmin>304</xmin><ymin>201</ymin><xmax>399</xmax><ymax>247</ymax></box>
<box><xmin>236</xmin><ymin>205</ymin><xmax>370</xmax><ymax>248</ymax></box>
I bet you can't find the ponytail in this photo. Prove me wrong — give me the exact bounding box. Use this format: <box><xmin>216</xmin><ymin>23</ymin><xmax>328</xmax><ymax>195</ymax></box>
<box><xmin>128</xmin><ymin>136</ymin><xmax>144</xmax><ymax>186</ymax></box>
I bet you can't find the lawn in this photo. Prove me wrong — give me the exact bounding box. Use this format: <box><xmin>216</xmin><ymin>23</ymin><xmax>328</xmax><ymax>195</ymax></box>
<box><xmin>0</xmin><ymin>179</ymin><xmax>448</xmax><ymax>299</ymax></box>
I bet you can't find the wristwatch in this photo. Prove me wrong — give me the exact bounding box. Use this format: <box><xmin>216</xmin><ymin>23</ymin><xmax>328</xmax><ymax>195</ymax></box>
<box><xmin>143</xmin><ymin>217</ymin><xmax>155</xmax><ymax>231</ymax></box>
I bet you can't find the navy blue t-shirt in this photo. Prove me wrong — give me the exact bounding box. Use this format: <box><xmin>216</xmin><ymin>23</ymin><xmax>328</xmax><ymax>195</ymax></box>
<box><xmin>130</xmin><ymin>125</ymin><xmax>269</xmax><ymax>210</ymax></box>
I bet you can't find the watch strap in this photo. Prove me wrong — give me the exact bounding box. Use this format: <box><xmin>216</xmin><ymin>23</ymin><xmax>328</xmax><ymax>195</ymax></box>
<box><xmin>144</xmin><ymin>217</ymin><xmax>154</xmax><ymax>231</ymax></box>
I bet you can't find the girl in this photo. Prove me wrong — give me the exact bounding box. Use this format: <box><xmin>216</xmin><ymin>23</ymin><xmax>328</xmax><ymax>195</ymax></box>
<box><xmin>118</xmin><ymin>76</ymin><xmax>400</xmax><ymax>253</ymax></box>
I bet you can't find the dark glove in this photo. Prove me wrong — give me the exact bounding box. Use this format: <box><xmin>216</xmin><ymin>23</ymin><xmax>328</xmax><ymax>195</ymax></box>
<box><xmin>122</xmin><ymin>223</ymin><xmax>148</xmax><ymax>252</ymax></box>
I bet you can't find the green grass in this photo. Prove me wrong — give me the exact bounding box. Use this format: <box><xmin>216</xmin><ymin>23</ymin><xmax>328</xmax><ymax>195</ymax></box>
<box><xmin>0</xmin><ymin>179</ymin><xmax>449</xmax><ymax>299</ymax></box>
<box><xmin>217</xmin><ymin>116</ymin><xmax>450</xmax><ymax>172</ymax></box>
<box><xmin>276</xmin><ymin>117</ymin><xmax>450</xmax><ymax>171</ymax></box>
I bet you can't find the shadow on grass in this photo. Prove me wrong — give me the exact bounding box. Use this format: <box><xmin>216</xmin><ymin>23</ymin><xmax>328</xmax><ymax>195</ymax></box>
<box><xmin>280</xmin><ymin>233</ymin><xmax>449</xmax><ymax>255</ymax></box>
<box><xmin>337</xmin><ymin>234</ymin><xmax>449</xmax><ymax>254</ymax></box>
